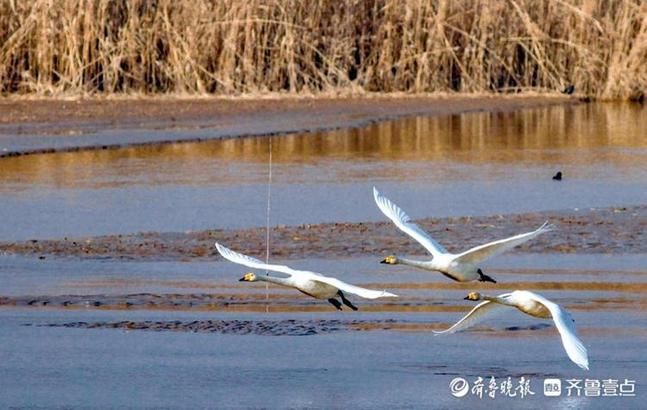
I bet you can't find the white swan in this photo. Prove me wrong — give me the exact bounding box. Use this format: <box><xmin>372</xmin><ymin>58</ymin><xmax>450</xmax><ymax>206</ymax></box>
<box><xmin>373</xmin><ymin>187</ymin><xmax>554</xmax><ymax>283</ymax></box>
<box><xmin>215</xmin><ymin>243</ymin><xmax>397</xmax><ymax>310</ymax></box>
<box><xmin>434</xmin><ymin>290</ymin><xmax>589</xmax><ymax>370</ymax></box>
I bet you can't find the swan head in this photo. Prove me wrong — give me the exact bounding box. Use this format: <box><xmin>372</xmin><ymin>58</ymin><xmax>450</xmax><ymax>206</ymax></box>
<box><xmin>239</xmin><ymin>272</ymin><xmax>257</xmax><ymax>282</ymax></box>
<box><xmin>464</xmin><ymin>292</ymin><xmax>482</xmax><ymax>301</ymax></box>
<box><xmin>380</xmin><ymin>255</ymin><xmax>398</xmax><ymax>265</ymax></box>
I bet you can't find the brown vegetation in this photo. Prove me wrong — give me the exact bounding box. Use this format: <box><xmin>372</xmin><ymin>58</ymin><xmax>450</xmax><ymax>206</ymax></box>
<box><xmin>0</xmin><ymin>0</ymin><xmax>645</xmax><ymax>99</ymax></box>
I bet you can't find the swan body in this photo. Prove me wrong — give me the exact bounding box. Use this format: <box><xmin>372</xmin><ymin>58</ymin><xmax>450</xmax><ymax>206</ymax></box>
<box><xmin>216</xmin><ymin>243</ymin><xmax>397</xmax><ymax>310</ymax></box>
<box><xmin>434</xmin><ymin>290</ymin><xmax>589</xmax><ymax>370</ymax></box>
<box><xmin>373</xmin><ymin>187</ymin><xmax>554</xmax><ymax>283</ymax></box>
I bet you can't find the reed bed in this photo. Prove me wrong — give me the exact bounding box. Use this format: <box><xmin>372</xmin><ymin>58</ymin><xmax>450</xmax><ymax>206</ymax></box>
<box><xmin>0</xmin><ymin>0</ymin><xmax>645</xmax><ymax>99</ymax></box>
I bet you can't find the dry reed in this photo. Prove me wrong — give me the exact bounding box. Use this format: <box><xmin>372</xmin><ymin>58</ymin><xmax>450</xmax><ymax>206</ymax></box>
<box><xmin>0</xmin><ymin>0</ymin><xmax>645</xmax><ymax>99</ymax></box>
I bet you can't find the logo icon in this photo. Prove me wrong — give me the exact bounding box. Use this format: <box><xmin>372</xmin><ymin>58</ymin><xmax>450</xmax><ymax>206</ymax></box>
<box><xmin>544</xmin><ymin>378</ymin><xmax>562</xmax><ymax>397</ymax></box>
<box><xmin>450</xmin><ymin>377</ymin><xmax>470</xmax><ymax>398</ymax></box>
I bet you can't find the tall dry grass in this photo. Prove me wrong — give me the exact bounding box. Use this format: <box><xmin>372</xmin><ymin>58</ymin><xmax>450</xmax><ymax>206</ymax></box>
<box><xmin>0</xmin><ymin>0</ymin><xmax>645</xmax><ymax>99</ymax></box>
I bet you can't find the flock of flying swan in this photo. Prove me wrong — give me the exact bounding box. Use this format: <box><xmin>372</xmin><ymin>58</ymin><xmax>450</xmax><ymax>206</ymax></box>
<box><xmin>216</xmin><ymin>187</ymin><xmax>590</xmax><ymax>370</ymax></box>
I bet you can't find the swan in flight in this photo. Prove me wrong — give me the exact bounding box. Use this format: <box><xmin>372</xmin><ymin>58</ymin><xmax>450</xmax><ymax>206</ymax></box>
<box><xmin>434</xmin><ymin>291</ymin><xmax>589</xmax><ymax>370</ymax></box>
<box><xmin>215</xmin><ymin>243</ymin><xmax>397</xmax><ymax>310</ymax></box>
<box><xmin>373</xmin><ymin>187</ymin><xmax>554</xmax><ymax>283</ymax></box>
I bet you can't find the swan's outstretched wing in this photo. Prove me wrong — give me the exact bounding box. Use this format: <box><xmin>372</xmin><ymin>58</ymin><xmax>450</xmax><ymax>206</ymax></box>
<box><xmin>454</xmin><ymin>222</ymin><xmax>554</xmax><ymax>265</ymax></box>
<box><xmin>373</xmin><ymin>187</ymin><xmax>447</xmax><ymax>258</ymax></box>
<box><xmin>216</xmin><ymin>243</ymin><xmax>301</xmax><ymax>276</ymax></box>
<box><xmin>433</xmin><ymin>299</ymin><xmax>508</xmax><ymax>335</ymax></box>
<box><xmin>313</xmin><ymin>276</ymin><xmax>398</xmax><ymax>300</ymax></box>
<box><xmin>217</xmin><ymin>243</ymin><xmax>398</xmax><ymax>299</ymax></box>
<box><xmin>526</xmin><ymin>291</ymin><xmax>589</xmax><ymax>370</ymax></box>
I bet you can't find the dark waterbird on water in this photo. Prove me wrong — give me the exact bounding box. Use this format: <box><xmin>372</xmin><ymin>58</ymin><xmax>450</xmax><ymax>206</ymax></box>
<box><xmin>562</xmin><ymin>85</ymin><xmax>575</xmax><ymax>95</ymax></box>
<box><xmin>553</xmin><ymin>171</ymin><xmax>563</xmax><ymax>181</ymax></box>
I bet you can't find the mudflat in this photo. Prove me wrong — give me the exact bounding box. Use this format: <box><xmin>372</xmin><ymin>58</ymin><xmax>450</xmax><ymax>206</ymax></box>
<box><xmin>0</xmin><ymin>94</ymin><xmax>575</xmax><ymax>156</ymax></box>
<box><xmin>0</xmin><ymin>206</ymin><xmax>642</xmax><ymax>260</ymax></box>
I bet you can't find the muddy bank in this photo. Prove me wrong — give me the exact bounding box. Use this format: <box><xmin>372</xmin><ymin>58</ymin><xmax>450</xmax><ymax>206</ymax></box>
<box><xmin>0</xmin><ymin>292</ymin><xmax>462</xmax><ymax>313</ymax></box>
<box><xmin>0</xmin><ymin>95</ymin><xmax>575</xmax><ymax>157</ymax></box>
<box><xmin>0</xmin><ymin>205</ymin><xmax>643</xmax><ymax>260</ymax></box>
<box><xmin>25</xmin><ymin>319</ymin><xmax>642</xmax><ymax>337</ymax></box>
<box><xmin>33</xmin><ymin>319</ymin><xmax>554</xmax><ymax>336</ymax></box>
<box><xmin>2</xmin><ymin>288</ymin><xmax>643</xmax><ymax>313</ymax></box>
<box><xmin>35</xmin><ymin>319</ymin><xmax>397</xmax><ymax>336</ymax></box>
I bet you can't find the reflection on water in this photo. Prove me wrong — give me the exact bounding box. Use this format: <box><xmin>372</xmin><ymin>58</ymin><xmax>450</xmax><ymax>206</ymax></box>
<box><xmin>0</xmin><ymin>103</ymin><xmax>645</xmax><ymax>189</ymax></box>
<box><xmin>1</xmin><ymin>103</ymin><xmax>645</xmax><ymax>409</ymax></box>
<box><xmin>0</xmin><ymin>103</ymin><xmax>645</xmax><ymax>240</ymax></box>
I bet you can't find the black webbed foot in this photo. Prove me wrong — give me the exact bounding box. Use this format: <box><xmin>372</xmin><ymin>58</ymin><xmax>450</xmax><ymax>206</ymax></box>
<box><xmin>337</xmin><ymin>291</ymin><xmax>359</xmax><ymax>311</ymax></box>
<box><xmin>328</xmin><ymin>298</ymin><xmax>343</xmax><ymax>310</ymax></box>
<box><xmin>477</xmin><ymin>269</ymin><xmax>497</xmax><ymax>283</ymax></box>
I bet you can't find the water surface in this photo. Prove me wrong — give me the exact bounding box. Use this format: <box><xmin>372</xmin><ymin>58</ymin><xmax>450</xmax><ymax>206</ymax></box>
<box><xmin>1</xmin><ymin>102</ymin><xmax>646</xmax><ymax>408</ymax></box>
<box><xmin>1</xmin><ymin>103</ymin><xmax>645</xmax><ymax>240</ymax></box>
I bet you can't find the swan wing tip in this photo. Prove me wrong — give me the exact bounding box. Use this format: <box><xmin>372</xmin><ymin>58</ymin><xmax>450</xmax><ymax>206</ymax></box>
<box><xmin>576</xmin><ymin>351</ymin><xmax>590</xmax><ymax>370</ymax></box>
<box><xmin>373</xmin><ymin>187</ymin><xmax>384</xmax><ymax>203</ymax></box>
<box><xmin>540</xmin><ymin>221</ymin><xmax>557</xmax><ymax>232</ymax></box>
<box><xmin>574</xmin><ymin>358</ymin><xmax>590</xmax><ymax>370</ymax></box>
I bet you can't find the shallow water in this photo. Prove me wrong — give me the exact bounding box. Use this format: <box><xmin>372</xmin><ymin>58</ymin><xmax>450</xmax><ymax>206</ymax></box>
<box><xmin>0</xmin><ymin>103</ymin><xmax>645</xmax><ymax>240</ymax></box>
<box><xmin>1</xmin><ymin>102</ymin><xmax>646</xmax><ymax>408</ymax></box>
<box><xmin>1</xmin><ymin>252</ymin><xmax>646</xmax><ymax>409</ymax></box>
<box><xmin>1</xmin><ymin>253</ymin><xmax>645</xmax><ymax>297</ymax></box>
<box><xmin>1</xmin><ymin>303</ymin><xmax>645</xmax><ymax>409</ymax></box>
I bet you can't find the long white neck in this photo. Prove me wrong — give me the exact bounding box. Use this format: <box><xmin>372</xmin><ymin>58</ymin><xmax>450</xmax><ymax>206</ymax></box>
<box><xmin>397</xmin><ymin>256</ymin><xmax>435</xmax><ymax>270</ymax></box>
<box><xmin>481</xmin><ymin>294</ymin><xmax>511</xmax><ymax>306</ymax></box>
<box><xmin>255</xmin><ymin>274</ymin><xmax>293</xmax><ymax>288</ymax></box>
